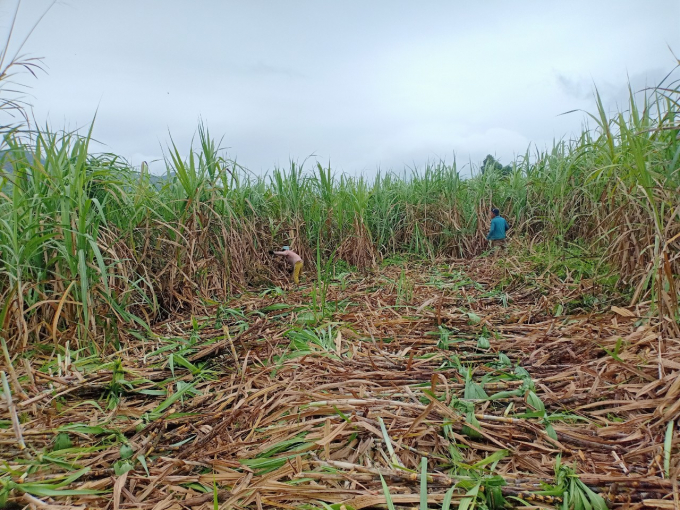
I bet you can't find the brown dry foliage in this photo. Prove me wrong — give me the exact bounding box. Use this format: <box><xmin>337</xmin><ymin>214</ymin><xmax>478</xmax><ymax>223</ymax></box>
<box><xmin>1</xmin><ymin>258</ymin><xmax>678</xmax><ymax>509</ymax></box>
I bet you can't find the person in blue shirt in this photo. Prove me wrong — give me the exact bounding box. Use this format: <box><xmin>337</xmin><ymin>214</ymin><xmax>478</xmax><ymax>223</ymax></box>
<box><xmin>486</xmin><ymin>207</ymin><xmax>510</xmax><ymax>249</ymax></box>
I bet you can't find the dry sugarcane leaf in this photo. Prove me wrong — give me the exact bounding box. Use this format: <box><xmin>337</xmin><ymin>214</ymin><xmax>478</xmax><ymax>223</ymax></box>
<box><xmin>611</xmin><ymin>306</ymin><xmax>636</xmax><ymax>317</ymax></box>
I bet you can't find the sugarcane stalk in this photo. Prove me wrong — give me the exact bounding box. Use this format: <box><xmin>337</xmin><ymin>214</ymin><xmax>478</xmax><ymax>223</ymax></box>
<box><xmin>1</xmin><ymin>370</ymin><xmax>25</xmax><ymax>450</ymax></box>
<box><xmin>1</xmin><ymin>337</ymin><xmax>27</xmax><ymax>399</ymax></box>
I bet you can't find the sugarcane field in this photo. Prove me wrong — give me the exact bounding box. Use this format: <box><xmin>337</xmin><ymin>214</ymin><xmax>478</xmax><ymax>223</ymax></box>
<box><xmin>1</xmin><ymin>2</ymin><xmax>680</xmax><ymax>509</ymax></box>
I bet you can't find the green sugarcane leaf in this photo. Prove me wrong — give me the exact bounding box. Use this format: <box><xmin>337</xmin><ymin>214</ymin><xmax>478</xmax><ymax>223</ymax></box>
<box><xmin>527</xmin><ymin>391</ymin><xmax>545</xmax><ymax>413</ymax></box>
<box><xmin>462</xmin><ymin>411</ymin><xmax>482</xmax><ymax>439</ymax></box>
<box><xmin>442</xmin><ymin>486</ymin><xmax>455</xmax><ymax>510</ymax></box>
<box><xmin>114</xmin><ymin>460</ymin><xmax>134</xmax><ymax>476</ymax></box>
<box><xmin>470</xmin><ymin>449</ymin><xmax>508</xmax><ymax>469</ymax></box>
<box><xmin>120</xmin><ymin>444</ymin><xmax>134</xmax><ymax>459</ymax></box>
<box><xmin>476</xmin><ymin>336</ymin><xmax>490</xmax><ymax>349</ymax></box>
<box><xmin>53</xmin><ymin>433</ymin><xmax>72</xmax><ymax>451</ymax></box>
<box><xmin>137</xmin><ymin>454</ymin><xmax>150</xmax><ymax>477</ymax></box>
<box><xmin>577</xmin><ymin>480</ymin><xmax>608</xmax><ymax>510</ymax></box>
<box><xmin>488</xmin><ymin>389</ymin><xmax>522</xmax><ymax>400</ymax></box>
<box><xmin>545</xmin><ymin>423</ymin><xmax>558</xmax><ymax>441</ymax></box>
<box><xmin>379</xmin><ymin>474</ymin><xmax>396</xmax><ymax>510</ymax></box>
<box><xmin>464</xmin><ymin>380</ymin><xmax>488</xmax><ymax>400</ymax></box>
<box><xmin>152</xmin><ymin>381</ymin><xmax>197</xmax><ymax>414</ymax></box>
<box><xmin>419</xmin><ymin>457</ymin><xmax>427</xmax><ymax>510</ymax></box>
<box><xmin>19</xmin><ymin>487</ymin><xmax>103</xmax><ymax>497</ymax></box>
<box><xmin>458</xmin><ymin>483</ymin><xmax>481</xmax><ymax>510</ymax></box>
<box><xmin>467</xmin><ymin>312</ymin><xmax>482</xmax><ymax>324</ymax></box>
<box><xmin>664</xmin><ymin>420</ymin><xmax>674</xmax><ymax>477</ymax></box>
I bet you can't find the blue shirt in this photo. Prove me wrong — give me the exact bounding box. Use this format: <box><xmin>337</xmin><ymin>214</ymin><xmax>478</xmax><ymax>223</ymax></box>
<box><xmin>487</xmin><ymin>216</ymin><xmax>509</xmax><ymax>240</ymax></box>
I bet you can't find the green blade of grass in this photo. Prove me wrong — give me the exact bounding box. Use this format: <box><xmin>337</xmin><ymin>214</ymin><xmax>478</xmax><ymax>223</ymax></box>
<box><xmin>379</xmin><ymin>474</ymin><xmax>396</xmax><ymax>510</ymax></box>
<box><xmin>664</xmin><ymin>420</ymin><xmax>674</xmax><ymax>478</ymax></box>
<box><xmin>378</xmin><ymin>416</ymin><xmax>402</xmax><ymax>468</ymax></box>
<box><xmin>419</xmin><ymin>457</ymin><xmax>427</xmax><ymax>510</ymax></box>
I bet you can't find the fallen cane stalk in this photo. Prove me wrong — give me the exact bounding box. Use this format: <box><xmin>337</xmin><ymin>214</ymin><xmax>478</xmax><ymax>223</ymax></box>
<box><xmin>1</xmin><ymin>337</ymin><xmax>28</xmax><ymax>399</ymax></box>
<box><xmin>21</xmin><ymin>493</ymin><xmax>49</xmax><ymax>507</ymax></box>
<box><xmin>1</xmin><ymin>370</ymin><xmax>26</xmax><ymax>450</ymax></box>
<box><xmin>23</xmin><ymin>357</ymin><xmax>37</xmax><ymax>391</ymax></box>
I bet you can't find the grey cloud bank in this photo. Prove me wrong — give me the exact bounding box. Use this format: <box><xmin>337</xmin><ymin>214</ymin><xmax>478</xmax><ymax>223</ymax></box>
<box><xmin>5</xmin><ymin>0</ymin><xmax>679</xmax><ymax>175</ymax></box>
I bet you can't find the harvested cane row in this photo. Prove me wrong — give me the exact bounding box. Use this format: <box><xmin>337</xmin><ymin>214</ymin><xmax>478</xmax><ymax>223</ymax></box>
<box><xmin>1</xmin><ymin>259</ymin><xmax>679</xmax><ymax>509</ymax></box>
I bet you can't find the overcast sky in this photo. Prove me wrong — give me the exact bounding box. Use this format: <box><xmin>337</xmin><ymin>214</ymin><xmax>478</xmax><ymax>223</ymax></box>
<box><xmin>3</xmin><ymin>0</ymin><xmax>679</xmax><ymax>176</ymax></box>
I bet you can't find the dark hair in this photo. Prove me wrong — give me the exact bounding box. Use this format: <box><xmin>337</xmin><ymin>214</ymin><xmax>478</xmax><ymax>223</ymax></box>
<box><xmin>491</xmin><ymin>208</ymin><xmax>500</xmax><ymax>216</ymax></box>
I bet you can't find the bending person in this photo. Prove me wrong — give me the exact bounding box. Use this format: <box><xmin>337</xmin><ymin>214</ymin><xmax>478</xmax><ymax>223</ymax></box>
<box><xmin>270</xmin><ymin>246</ymin><xmax>303</xmax><ymax>284</ymax></box>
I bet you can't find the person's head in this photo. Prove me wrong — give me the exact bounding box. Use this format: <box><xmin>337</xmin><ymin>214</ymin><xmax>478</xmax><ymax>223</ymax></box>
<box><xmin>490</xmin><ymin>208</ymin><xmax>500</xmax><ymax>217</ymax></box>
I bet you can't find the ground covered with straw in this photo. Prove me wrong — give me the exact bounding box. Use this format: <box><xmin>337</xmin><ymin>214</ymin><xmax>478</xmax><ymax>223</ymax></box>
<box><xmin>2</xmin><ymin>255</ymin><xmax>678</xmax><ymax>509</ymax></box>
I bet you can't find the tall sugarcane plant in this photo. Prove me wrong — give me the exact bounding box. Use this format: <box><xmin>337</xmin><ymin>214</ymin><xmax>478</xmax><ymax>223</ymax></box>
<box><xmin>2</xmin><ymin>63</ymin><xmax>680</xmax><ymax>350</ymax></box>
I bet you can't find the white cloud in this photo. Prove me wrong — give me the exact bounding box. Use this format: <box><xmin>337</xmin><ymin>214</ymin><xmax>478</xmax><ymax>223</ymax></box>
<box><xmin>6</xmin><ymin>0</ymin><xmax>680</xmax><ymax>177</ymax></box>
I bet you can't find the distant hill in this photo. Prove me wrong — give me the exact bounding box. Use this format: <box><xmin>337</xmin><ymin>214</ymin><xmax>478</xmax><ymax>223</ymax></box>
<box><xmin>1</xmin><ymin>149</ymin><xmax>41</xmax><ymax>173</ymax></box>
<box><xmin>142</xmin><ymin>172</ymin><xmax>170</xmax><ymax>187</ymax></box>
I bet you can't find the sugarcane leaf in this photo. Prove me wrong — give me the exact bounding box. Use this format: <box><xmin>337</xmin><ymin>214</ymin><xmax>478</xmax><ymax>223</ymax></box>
<box><xmin>152</xmin><ymin>381</ymin><xmax>197</xmax><ymax>414</ymax></box>
<box><xmin>379</xmin><ymin>474</ymin><xmax>397</xmax><ymax>510</ymax></box>
<box><xmin>239</xmin><ymin>456</ymin><xmax>287</xmax><ymax>475</ymax></box>
<box><xmin>419</xmin><ymin>457</ymin><xmax>427</xmax><ymax>510</ymax></box>
<box><xmin>488</xmin><ymin>389</ymin><xmax>522</xmax><ymax>400</ymax></box>
<box><xmin>577</xmin><ymin>480</ymin><xmax>608</xmax><ymax>510</ymax></box>
<box><xmin>527</xmin><ymin>391</ymin><xmax>545</xmax><ymax>413</ymax></box>
<box><xmin>137</xmin><ymin>454</ymin><xmax>150</xmax><ymax>477</ymax></box>
<box><xmin>462</xmin><ymin>411</ymin><xmax>482</xmax><ymax>439</ymax></box>
<box><xmin>470</xmin><ymin>449</ymin><xmax>508</xmax><ymax>469</ymax></box>
<box><xmin>379</xmin><ymin>416</ymin><xmax>402</xmax><ymax>467</ymax></box>
<box><xmin>487</xmin><ymin>485</ymin><xmax>506</xmax><ymax>508</ymax></box>
<box><xmin>464</xmin><ymin>380</ymin><xmax>488</xmax><ymax>400</ymax></box>
<box><xmin>119</xmin><ymin>444</ymin><xmax>133</xmax><ymax>459</ymax></box>
<box><xmin>113</xmin><ymin>460</ymin><xmax>133</xmax><ymax>476</ymax></box>
<box><xmin>19</xmin><ymin>487</ymin><xmax>102</xmax><ymax>497</ymax></box>
<box><xmin>467</xmin><ymin>312</ymin><xmax>482</xmax><ymax>324</ymax></box>
<box><xmin>442</xmin><ymin>486</ymin><xmax>455</xmax><ymax>510</ymax></box>
<box><xmin>514</xmin><ymin>366</ymin><xmax>531</xmax><ymax>379</ymax></box>
<box><xmin>664</xmin><ymin>420</ymin><xmax>674</xmax><ymax>477</ymax></box>
<box><xmin>458</xmin><ymin>482</ymin><xmax>481</xmax><ymax>510</ymax></box>
<box><xmin>545</xmin><ymin>423</ymin><xmax>558</xmax><ymax>441</ymax></box>
<box><xmin>53</xmin><ymin>432</ymin><xmax>72</xmax><ymax>451</ymax></box>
